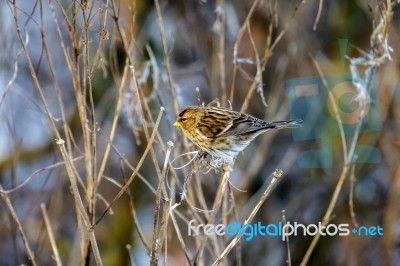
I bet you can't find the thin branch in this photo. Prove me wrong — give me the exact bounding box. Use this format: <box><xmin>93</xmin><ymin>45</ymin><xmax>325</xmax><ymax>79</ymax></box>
<box><xmin>313</xmin><ymin>0</ymin><xmax>324</xmax><ymax>30</ymax></box>
<box><xmin>94</xmin><ymin>107</ymin><xmax>165</xmax><ymax>226</ymax></box>
<box><xmin>0</xmin><ymin>184</ymin><xmax>37</xmax><ymax>266</ymax></box>
<box><xmin>150</xmin><ymin>141</ymin><xmax>174</xmax><ymax>266</ymax></box>
<box><xmin>154</xmin><ymin>0</ymin><xmax>180</xmax><ymax>114</ymax></box>
<box><xmin>40</xmin><ymin>204</ymin><xmax>63</xmax><ymax>266</ymax></box>
<box><xmin>282</xmin><ymin>210</ymin><xmax>291</xmax><ymax>266</ymax></box>
<box><xmin>212</xmin><ymin>170</ymin><xmax>282</xmax><ymax>265</ymax></box>
<box><xmin>349</xmin><ymin>163</ymin><xmax>359</xmax><ymax>228</ymax></box>
<box><xmin>0</xmin><ymin>156</ymin><xmax>84</xmax><ymax>194</ymax></box>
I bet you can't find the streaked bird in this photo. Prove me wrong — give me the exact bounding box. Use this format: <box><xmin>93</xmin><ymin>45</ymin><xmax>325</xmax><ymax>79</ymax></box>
<box><xmin>174</xmin><ymin>106</ymin><xmax>302</xmax><ymax>162</ymax></box>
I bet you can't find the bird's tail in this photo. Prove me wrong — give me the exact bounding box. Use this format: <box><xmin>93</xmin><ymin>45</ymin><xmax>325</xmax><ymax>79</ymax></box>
<box><xmin>268</xmin><ymin>119</ymin><xmax>303</xmax><ymax>129</ymax></box>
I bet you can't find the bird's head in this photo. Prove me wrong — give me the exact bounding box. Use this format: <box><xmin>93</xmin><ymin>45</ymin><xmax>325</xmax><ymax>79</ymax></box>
<box><xmin>174</xmin><ymin>106</ymin><xmax>200</xmax><ymax>133</ymax></box>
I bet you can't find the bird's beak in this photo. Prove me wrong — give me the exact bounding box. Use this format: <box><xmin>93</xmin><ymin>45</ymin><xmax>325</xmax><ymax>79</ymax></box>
<box><xmin>174</xmin><ymin>121</ymin><xmax>181</xmax><ymax>127</ymax></box>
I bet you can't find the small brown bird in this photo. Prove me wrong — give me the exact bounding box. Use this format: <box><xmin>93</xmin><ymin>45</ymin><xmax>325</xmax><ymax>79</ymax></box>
<box><xmin>174</xmin><ymin>106</ymin><xmax>302</xmax><ymax>162</ymax></box>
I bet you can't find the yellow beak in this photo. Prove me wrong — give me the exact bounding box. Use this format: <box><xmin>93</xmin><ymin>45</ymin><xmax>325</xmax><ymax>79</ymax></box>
<box><xmin>174</xmin><ymin>121</ymin><xmax>181</xmax><ymax>127</ymax></box>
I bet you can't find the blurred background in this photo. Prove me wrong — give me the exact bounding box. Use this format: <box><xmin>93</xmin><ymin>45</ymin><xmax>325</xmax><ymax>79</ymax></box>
<box><xmin>0</xmin><ymin>0</ymin><xmax>399</xmax><ymax>265</ymax></box>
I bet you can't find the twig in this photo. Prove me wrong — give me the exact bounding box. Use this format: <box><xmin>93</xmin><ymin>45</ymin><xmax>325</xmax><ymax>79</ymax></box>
<box><xmin>229</xmin><ymin>0</ymin><xmax>260</xmax><ymax>104</ymax></box>
<box><xmin>215</xmin><ymin>0</ymin><xmax>226</xmax><ymax>104</ymax></box>
<box><xmin>212</xmin><ymin>169</ymin><xmax>282</xmax><ymax>265</ymax></box>
<box><xmin>0</xmin><ymin>156</ymin><xmax>84</xmax><ymax>194</ymax></box>
<box><xmin>282</xmin><ymin>210</ymin><xmax>291</xmax><ymax>266</ymax></box>
<box><xmin>313</xmin><ymin>0</ymin><xmax>324</xmax><ymax>30</ymax></box>
<box><xmin>103</xmin><ymin>173</ymin><xmax>152</xmax><ymax>252</ymax></box>
<box><xmin>239</xmin><ymin>0</ymin><xmax>307</xmax><ymax>113</ymax></box>
<box><xmin>56</xmin><ymin>139</ymin><xmax>103</xmax><ymax>265</ymax></box>
<box><xmin>96</xmin><ymin>61</ymin><xmax>129</xmax><ymax>184</ymax></box>
<box><xmin>150</xmin><ymin>141</ymin><xmax>174</xmax><ymax>266</ymax></box>
<box><xmin>310</xmin><ymin>55</ymin><xmax>348</xmax><ymax>163</ymax></box>
<box><xmin>40</xmin><ymin>204</ymin><xmax>63</xmax><ymax>266</ymax></box>
<box><xmin>0</xmin><ymin>45</ymin><xmax>22</xmax><ymax>106</ymax></box>
<box><xmin>0</xmin><ymin>184</ymin><xmax>37</xmax><ymax>266</ymax></box>
<box><xmin>270</xmin><ymin>0</ymin><xmax>307</xmax><ymax>52</ymax></box>
<box><xmin>94</xmin><ymin>107</ymin><xmax>165</xmax><ymax>226</ymax></box>
<box><xmin>300</xmin><ymin>165</ymin><xmax>349</xmax><ymax>266</ymax></box>
<box><xmin>154</xmin><ymin>0</ymin><xmax>180</xmax><ymax>114</ymax></box>
<box><xmin>126</xmin><ymin>244</ymin><xmax>134</xmax><ymax>266</ymax></box>
<box><xmin>239</xmin><ymin>21</ymin><xmax>265</xmax><ymax>113</ymax></box>
<box><xmin>198</xmin><ymin>168</ymin><xmax>231</xmax><ymax>259</ymax></box>
<box><xmin>170</xmin><ymin>209</ymin><xmax>193</xmax><ymax>265</ymax></box>
<box><xmin>127</xmin><ymin>189</ymin><xmax>151</xmax><ymax>253</ymax></box>
<box><xmin>349</xmin><ymin>162</ymin><xmax>359</xmax><ymax>228</ymax></box>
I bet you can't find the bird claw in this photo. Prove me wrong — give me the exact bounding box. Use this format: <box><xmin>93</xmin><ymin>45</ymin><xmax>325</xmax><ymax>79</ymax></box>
<box><xmin>193</xmin><ymin>152</ymin><xmax>233</xmax><ymax>173</ymax></box>
<box><xmin>197</xmin><ymin>151</ymin><xmax>208</xmax><ymax>160</ymax></box>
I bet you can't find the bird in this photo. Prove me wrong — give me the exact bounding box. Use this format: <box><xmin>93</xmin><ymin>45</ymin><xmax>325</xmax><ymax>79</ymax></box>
<box><xmin>174</xmin><ymin>106</ymin><xmax>302</xmax><ymax>163</ymax></box>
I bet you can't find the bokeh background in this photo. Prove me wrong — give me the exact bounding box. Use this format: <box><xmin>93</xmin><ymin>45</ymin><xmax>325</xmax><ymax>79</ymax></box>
<box><xmin>0</xmin><ymin>0</ymin><xmax>399</xmax><ymax>265</ymax></box>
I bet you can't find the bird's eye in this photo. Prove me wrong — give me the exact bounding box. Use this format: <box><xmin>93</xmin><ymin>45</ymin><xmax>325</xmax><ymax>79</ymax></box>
<box><xmin>181</xmin><ymin>117</ymin><xmax>188</xmax><ymax>123</ymax></box>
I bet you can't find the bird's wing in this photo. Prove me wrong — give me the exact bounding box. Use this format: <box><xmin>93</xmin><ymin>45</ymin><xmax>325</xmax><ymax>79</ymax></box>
<box><xmin>221</xmin><ymin>118</ymin><xmax>303</xmax><ymax>137</ymax></box>
<box><xmin>216</xmin><ymin>113</ymin><xmax>269</xmax><ymax>137</ymax></box>
<box><xmin>196</xmin><ymin>117</ymin><xmax>234</xmax><ymax>138</ymax></box>
<box><xmin>195</xmin><ymin>107</ymin><xmax>240</xmax><ymax>138</ymax></box>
